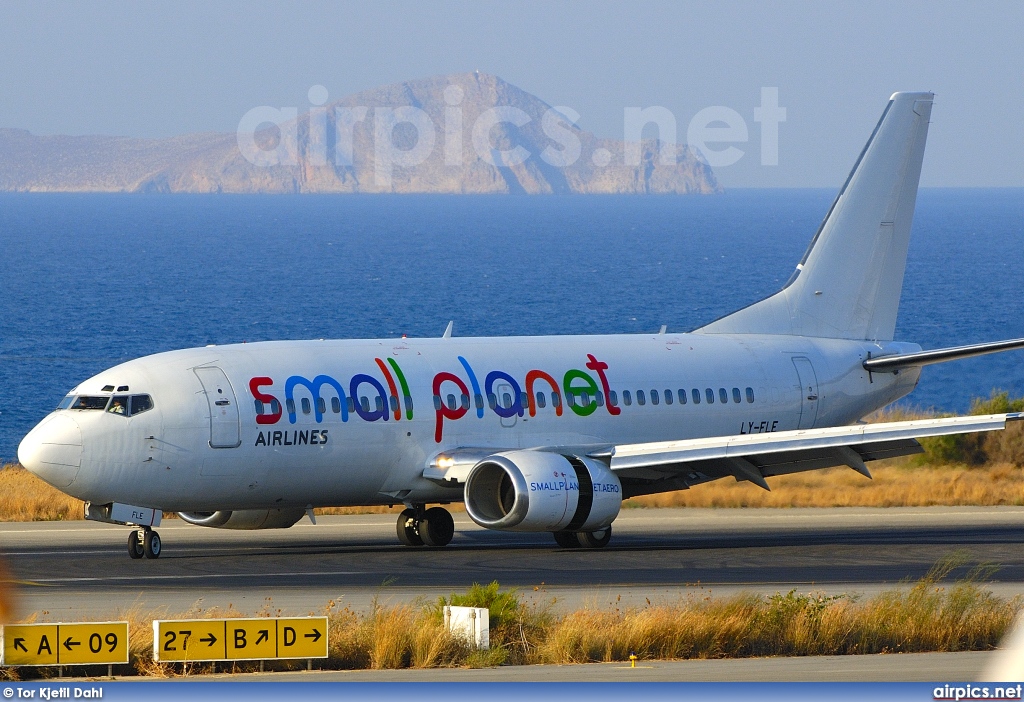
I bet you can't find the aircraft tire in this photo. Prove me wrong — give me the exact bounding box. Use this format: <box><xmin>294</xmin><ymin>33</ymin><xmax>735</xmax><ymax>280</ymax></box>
<box><xmin>144</xmin><ymin>530</ymin><xmax>162</xmax><ymax>559</ymax></box>
<box><xmin>552</xmin><ymin>531</ymin><xmax>580</xmax><ymax>548</ymax></box>
<box><xmin>576</xmin><ymin>526</ymin><xmax>612</xmax><ymax>548</ymax></box>
<box><xmin>419</xmin><ymin>507</ymin><xmax>455</xmax><ymax>547</ymax></box>
<box><xmin>128</xmin><ymin>531</ymin><xmax>145</xmax><ymax>559</ymax></box>
<box><xmin>396</xmin><ymin>508</ymin><xmax>424</xmax><ymax>546</ymax></box>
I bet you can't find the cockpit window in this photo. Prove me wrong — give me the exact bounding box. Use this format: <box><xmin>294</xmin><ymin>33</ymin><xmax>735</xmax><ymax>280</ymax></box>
<box><xmin>72</xmin><ymin>396</ymin><xmax>110</xmax><ymax>410</ymax></box>
<box><xmin>107</xmin><ymin>395</ymin><xmax>129</xmax><ymax>415</ymax></box>
<box><xmin>57</xmin><ymin>395</ymin><xmax>75</xmax><ymax>410</ymax></box>
<box><xmin>129</xmin><ymin>395</ymin><xmax>154</xmax><ymax>416</ymax></box>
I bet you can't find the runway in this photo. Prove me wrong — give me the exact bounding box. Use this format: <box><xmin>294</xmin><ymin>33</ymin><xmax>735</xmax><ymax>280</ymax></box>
<box><xmin>5</xmin><ymin>506</ymin><xmax>1024</xmax><ymax>619</ymax></box>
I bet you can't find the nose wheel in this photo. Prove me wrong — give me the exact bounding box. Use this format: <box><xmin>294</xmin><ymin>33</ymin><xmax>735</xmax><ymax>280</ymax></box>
<box><xmin>395</xmin><ymin>506</ymin><xmax>454</xmax><ymax>547</ymax></box>
<box><xmin>128</xmin><ymin>528</ymin><xmax>161</xmax><ymax>559</ymax></box>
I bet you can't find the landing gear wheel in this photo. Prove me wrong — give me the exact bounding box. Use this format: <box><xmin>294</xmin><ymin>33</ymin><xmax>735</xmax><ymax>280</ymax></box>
<box><xmin>576</xmin><ymin>526</ymin><xmax>612</xmax><ymax>548</ymax></box>
<box><xmin>396</xmin><ymin>508</ymin><xmax>424</xmax><ymax>546</ymax></box>
<box><xmin>553</xmin><ymin>531</ymin><xmax>580</xmax><ymax>548</ymax></box>
<box><xmin>127</xmin><ymin>531</ymin><xmax>144</xmax><ymax>559</ymax></box>
<box><xmin>419</xmin><ymin>507</ymin><xmax>455</xmax><ymax>547</ymax></box>
<box><xmin>143</xmin><ymin>530</ymin><xmax>162</xmax><ymax>559</ymax></box>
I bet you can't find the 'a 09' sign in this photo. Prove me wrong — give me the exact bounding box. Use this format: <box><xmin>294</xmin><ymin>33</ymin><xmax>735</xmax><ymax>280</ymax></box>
<box><xmin>153</xmin><ymin>617</ymin><xmax>328</xmax><ymax>662</ymax></box>
<box><xmin>1</xmin><ymin>622</ymin><xmax>129</xmax><ymax>666</ymax></box>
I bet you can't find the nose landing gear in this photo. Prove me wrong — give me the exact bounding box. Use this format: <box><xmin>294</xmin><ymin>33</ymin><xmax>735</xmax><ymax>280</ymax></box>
<box><xmin>395</xmin><ymin>505</ymin><xmax>454</xmax><ymax>547</ymax></box>
<box><xmin>127</xmin><ymin>527</ymin><xmax>161</xmax><ymax>559</ymax></box>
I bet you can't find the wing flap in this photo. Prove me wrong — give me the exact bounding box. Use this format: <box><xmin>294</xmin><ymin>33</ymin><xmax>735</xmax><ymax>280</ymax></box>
<box><xmin>612</xmin><ymin>414</ymin><xmax>1019</xmax><ymax>496</ymax></box>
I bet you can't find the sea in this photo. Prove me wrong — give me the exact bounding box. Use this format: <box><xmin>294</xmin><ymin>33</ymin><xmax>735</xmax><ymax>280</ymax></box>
<box><xmin>1</xmin><ymin>189</ymin><xmax>1022</xmax><ymax>462</ymax></box>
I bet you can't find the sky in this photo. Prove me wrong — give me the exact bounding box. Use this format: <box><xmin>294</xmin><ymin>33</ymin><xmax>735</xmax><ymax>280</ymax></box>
<box><xmin>1</xmin><ymin>0</ymin><xmax>1022</xmax><ymax>188</ymax></box>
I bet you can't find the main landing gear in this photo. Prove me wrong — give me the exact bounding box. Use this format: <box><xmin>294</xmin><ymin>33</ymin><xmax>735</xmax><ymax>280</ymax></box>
<box><xmin>396</xmin><ymin>505</ymin><xmax>454</xmax><ymax>547</ymax></box>
<box><xmin>127</xmin><ymin>527</ymin><xmax>161</xmax><ymax>559</ymax></box>
<box><xmin>552</xmin><ymin>525</ymin><xmax>612</xmax><ymax>549</ymax></box>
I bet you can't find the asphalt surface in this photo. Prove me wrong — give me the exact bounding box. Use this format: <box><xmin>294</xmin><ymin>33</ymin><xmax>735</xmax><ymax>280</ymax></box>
<box><xmin>5</xmin><ymin>506</ymin><xmax>1024</xmax><ymax>619</ymax></box>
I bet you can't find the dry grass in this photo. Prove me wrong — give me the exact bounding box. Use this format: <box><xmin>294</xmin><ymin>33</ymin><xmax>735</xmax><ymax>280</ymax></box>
<box><xmin>0</xmin><ymin>463</ymin><xmax>84</xmax><ymax>521</ymax></box>
<box><xmin>625</xmin><ymin>462</ymin><xmax>1024</xmax><ymax>509</ymax></box>
<box><xmin>537</xmin><ymin>558</ymin><xmax>1016</xmax><ymax>663</ymax></box>
<box><xmin>6</xmin><ymin>459</ymin><xmax>1024</xmax><ymax>520</ymax></box>
<box><xmin>1</xmin><ymin>562</ymin><xmax>1019</xmax><ymax>678</ymax></box>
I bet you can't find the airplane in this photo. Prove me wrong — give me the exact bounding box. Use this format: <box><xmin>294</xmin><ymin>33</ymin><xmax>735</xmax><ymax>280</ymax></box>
<box><xmin>17</xmin><ymin>91</ymin><xmax>1024</xmax><ymax>560</ymax></box>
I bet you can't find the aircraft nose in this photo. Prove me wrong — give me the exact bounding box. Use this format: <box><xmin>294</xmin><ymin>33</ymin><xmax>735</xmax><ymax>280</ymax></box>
<box><xmin>18</xmin><ymin>414</ymin><xmax>83</xmax><ymax>489</ymax></box>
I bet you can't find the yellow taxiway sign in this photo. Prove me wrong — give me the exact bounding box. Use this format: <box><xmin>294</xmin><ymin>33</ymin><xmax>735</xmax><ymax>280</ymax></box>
<box><xmin>153</xmin><ymin>617</ymin><xmax>327</xmax><ymax>662</ymax></box>
<box><xmin>1</xmin><ymin>622</ymin><xmax>129</xmax><ymax>666</ymax></box>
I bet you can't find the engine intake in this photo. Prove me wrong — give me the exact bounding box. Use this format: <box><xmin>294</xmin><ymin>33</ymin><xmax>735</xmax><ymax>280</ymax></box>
<box><xmin>464</xmin><ymin>450</ymin><xmax>621</xmax><ymax>532</ymax></box>
<box><xmin>177</xmin><ymin>509</ymin><xmax>305</xmax><ymax>530</ymax></box>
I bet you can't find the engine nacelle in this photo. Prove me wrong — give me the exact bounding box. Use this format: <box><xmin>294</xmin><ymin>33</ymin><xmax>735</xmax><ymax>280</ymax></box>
<box><xmin>177</xmin><ymin>509</ymin><xmax>305</xmax><ymax>530</ymax></box>
<box><xmin>464</xmin><ymin>450</ymin><xmax>621</xmax><ymax>532</ymax></box>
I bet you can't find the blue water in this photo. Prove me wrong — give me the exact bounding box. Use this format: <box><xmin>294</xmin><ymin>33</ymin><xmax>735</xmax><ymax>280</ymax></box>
<box><xmin>1</xmin><ymin>190</ymin><xmax>1023</xmax><ymax>461</ymax></box>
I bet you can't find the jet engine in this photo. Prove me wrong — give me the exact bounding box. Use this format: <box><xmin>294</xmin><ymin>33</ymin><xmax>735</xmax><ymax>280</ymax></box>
<box><xmin>177</xmin><ymin>509</ymin><xmax>305</xmax><ymax>530</ymax></box>
<box><xmin>463</xmin><ymin>450</ymin><xmax>621</xmax><ymax>532</ymax></box>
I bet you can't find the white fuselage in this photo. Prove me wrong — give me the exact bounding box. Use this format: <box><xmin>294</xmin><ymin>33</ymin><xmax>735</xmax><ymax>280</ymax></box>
<box><xmin>20</xmin><ymin>332</ymin><xmax>921</xmax><ymax>512</ymax></box>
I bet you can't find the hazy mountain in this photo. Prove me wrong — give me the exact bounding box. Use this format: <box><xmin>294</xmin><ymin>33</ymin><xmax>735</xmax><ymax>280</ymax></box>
<box><xmin>0</xmin><ymin>73</ymin><xmax>720</xmax><ymax>194</ymax></box>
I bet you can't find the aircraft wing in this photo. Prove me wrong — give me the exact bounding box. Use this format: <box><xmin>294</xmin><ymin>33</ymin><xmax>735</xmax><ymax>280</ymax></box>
<box><xmin>609</xmin><ymin>413</ymin><xmax>1022</xmax><ymax>495</ymax></box>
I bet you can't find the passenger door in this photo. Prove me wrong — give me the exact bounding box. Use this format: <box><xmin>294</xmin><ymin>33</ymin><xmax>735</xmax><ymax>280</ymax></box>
<box><xmin>194</xmin><ymin>366</ymin><xmax>241</xmax><ymax>448</ymax></box>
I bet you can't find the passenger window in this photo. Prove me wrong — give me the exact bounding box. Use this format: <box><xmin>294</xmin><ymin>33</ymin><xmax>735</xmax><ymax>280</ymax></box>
<box><xmin>405</xmin><ymin>396</ymin><xmax>414</xmax><ymax>412</ymax></box>
<box><xmin>733</xmin><ymin>388</ymin><xmax>742</xmax><ymax>404</ymax></box>
<box><xmin>130</xmin><ymin>394</ymin><xmax>154</xmax><ymax>416</ymax></box>
<box><xmin>474</xmin><ymin>394</ymin><xmax>484</xmax><ymax>410</ymax></box>
<box><xmin>332</xmin><ymin>397</ymin><xmax>341</xmax><ymax>414</ymax></box>
<box><xmin>623</xmin><ymin>390</ymin><xmax>632</xmax><ymax>406</ymax></box>
<box><xmin>392</xmin><ymin>396</ymin><xmax>401</xmax><ymax>412</ymax></box>
<box><xmin>521</xmin><ymin>392</ymin><xmax>529</xmax><ymax>408</ymax></box>
<box><xmin>706</xmin><ymin>388</ymin><xmax>715</xmax><ymax>404</ymax></box>
<box><xmin>487</xmin><ymin>393</ymin><xmax>497</xmax><ymax>410</ymax></box>
<box><xmin>678</xmin><ymin>389</ymin><xmax>687</xmax><ymax>405</ymax></box>
<box><xmin>502</xmin><ymin>392</ymin><xmax>512</xmax><ymax>409</ymax></box>
<box><xmin>692</xmin><ymin>389</ymin><xmax>701</xmax><ymax>404</ymax></box>
<box><xmin>746</xmin><ymin>387</ymin><xmax>755</xmax><ymax>403</ymax></box>
<box><xmin>433</xmin><ymin>395</ymin><xmax>442</xmax><ymax>411</ymax></box>
<box><xmin>664</xmin><ymin>389</ymin><xmax>673</xmax><ymax>405</ymax></box>
<box><xmin>301</xmin><ymin>398</ymin><xmax>312</xmax><ymax>415</ymax></box>
<box><xmin>317</xmin><ymin>398</ymin><xmax>327</xmax><ymax>414</ymax></box>
<box><xmin>580</xmin><ymin>392</ymin><xmax>590</xmax><ymax>407</ymax></box>
<box><xmin>596</xmin><ymin>391</ymin><xmax>604</xmax><ymax>407</ymax></box>
<box><xmin>57</xmin><ymin>395</ymin><xmax>75</xmax><ymax>410</ymax></box>
<box><xmin>72</xmin><ymin>396</ymin><xmax>110</xmax><ymax>410</ymax></box>
<box><xmin>254</xmin><ymin>399</ymin><xmax>265</xmax><ymax>414</ymax></box>
<box><xmin>650</xmin><ymin>390</ymin><xmax>659</xmax><ymax>406</ymax></box>
<box><xmin>719</xmin><ymin>388</ymin><xmax>728</xmax><ymax>404</ymax></box>
<box><xmin>461</xmin><ymin>394</ymin><xmax>470</xmax><ymax>410</ymax></box>
<box><xmin>286</xmin><ymin>399</ymin><xmax>296</xmax><ymax>415</ymax></box>
<box><xmin>552</xmin><ymin>393</ymin><xmax>562</xmax><ymax>408</ymax></box>
<box><xmin>637</xmin><ymin>390</ymin><xmax>646</xmax><ymax>406</ymax></box>
<box><xmin>447</xmin><ymin>394</ymin><xmax>456</xmax><ymax>410</ymax></box>
<box><xmin>537</xmin><ymin>392</ymin><xmax>547</xmax><ymax>409</ymax></box>
<box><xmin>567</xmin><ymin>393</ymin><xmax>576</xmax><ymax>407</ymax></box>
<box><xmin>271</xmin><ymin>399</ymin><xmax>281</xmax><ymax>414</ymax></box>
<box><xmin>107</xmin><ymin>395</ymin><xmax>129</xmax><ymax>415</ymax></box>
<box><xmin>375</xmin><ymin>396</ymin><xmax>384</xmax><ymax>412</ymax></box>
<box><xmin>347</xmin><ymin>397</ymin><xmax>356</xmax><ymax>413</ymax></box>
<box><xmin>609</xmin><ymin>390</ymin><xmax>618</xmax><ymax>407</ymax></box>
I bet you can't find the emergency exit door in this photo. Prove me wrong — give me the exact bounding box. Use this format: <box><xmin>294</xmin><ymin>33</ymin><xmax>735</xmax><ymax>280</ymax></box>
<box><xmin>791</xmin><ymin>357</ymin><xmax>820</xmax><ymax>429</ymax></box>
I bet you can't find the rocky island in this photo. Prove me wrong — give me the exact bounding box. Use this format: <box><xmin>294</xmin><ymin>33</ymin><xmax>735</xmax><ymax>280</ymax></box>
<box><xmin>0</xmin><ymin>73</ymin><xmax>719</xmax><ymax>195</ymax></box>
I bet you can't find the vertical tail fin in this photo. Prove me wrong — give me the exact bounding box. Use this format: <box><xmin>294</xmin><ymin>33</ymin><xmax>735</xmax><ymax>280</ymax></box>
<box><xmin>698</xmin><ymin>91</ymin><xmax>933</xmax><ymax>341</ymax></box>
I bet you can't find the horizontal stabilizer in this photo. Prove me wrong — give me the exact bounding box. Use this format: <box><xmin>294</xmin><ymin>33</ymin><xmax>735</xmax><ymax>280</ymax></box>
<box><xmin>864</xmin><ymin>337</ymin><xmax>1024</xmax><ymax>372</ymax></box>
